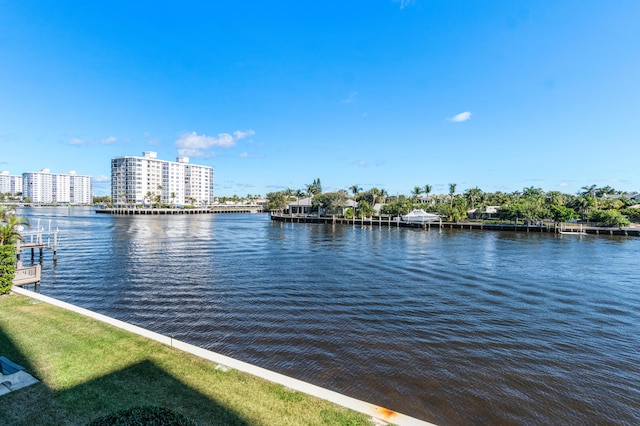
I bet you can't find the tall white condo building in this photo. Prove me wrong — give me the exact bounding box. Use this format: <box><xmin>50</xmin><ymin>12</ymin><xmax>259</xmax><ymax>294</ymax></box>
<box><xmin>22</xmin><ymin>169</ymin><xmax>92</xmax><ymax>204</ymax></box>
<box><xmin>0</xmin><ymin>171</ymin><xmax>23</xmax><ymax>196</ymax></box>
<box><xmin>111</xmin><ymin>151</ymin><xmax>214</xmax><ymax>206</ymax></box>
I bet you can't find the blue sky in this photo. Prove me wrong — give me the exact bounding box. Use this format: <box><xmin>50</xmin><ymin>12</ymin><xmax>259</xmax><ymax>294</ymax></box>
<box><xmin>1</xmin><ymin>1</ymin><xmax>638</xmax><ymax>197</ymax></box>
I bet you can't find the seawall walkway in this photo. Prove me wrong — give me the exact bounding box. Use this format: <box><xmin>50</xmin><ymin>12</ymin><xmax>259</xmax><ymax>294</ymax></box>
<box><xmin>11</xmin><ymin>286</ymin><xmax>434</xmax><ymax>426</ymax></box>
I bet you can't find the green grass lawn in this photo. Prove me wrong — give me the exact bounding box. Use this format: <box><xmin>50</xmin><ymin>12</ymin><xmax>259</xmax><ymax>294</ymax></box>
<box><xmin>0</xmin><ymin>293</ymin><xmax>375</xmax><ymax>426</ymax></box>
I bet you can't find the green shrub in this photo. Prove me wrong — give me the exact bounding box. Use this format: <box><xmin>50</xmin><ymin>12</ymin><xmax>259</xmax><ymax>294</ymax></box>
<box><xmin>588</xmin><ymin>209</ymin><xmax>630</xmax><ymax>227</ymax></box>
<box><xmin>0</xmin><ymin>244</ymin><xmax>17</xmax><ymax>295</ymax></box>
<box><xmin>88</xmin><ymin>406</ymin><xmax>197</xmax><ymax>426</ymax></box>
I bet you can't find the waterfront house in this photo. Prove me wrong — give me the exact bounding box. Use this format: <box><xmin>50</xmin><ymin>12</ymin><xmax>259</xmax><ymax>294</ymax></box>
<box><xmin>467</xmin><ymin>206</ymin><xmax>501</xmax><ymax>220</ymax></box>
<box><xmin>285</xmin><ymin>197</ymin><xmax>313</xmax><ymax>215</ymax></box>
<box><xmin>285</xmin><ymin>198</ymin><xmax>359</xmax><ymax>216</ymax></box>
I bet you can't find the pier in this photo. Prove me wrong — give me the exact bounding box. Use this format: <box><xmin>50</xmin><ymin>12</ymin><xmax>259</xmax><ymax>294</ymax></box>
<box><xmin>269</xmin><ymin>214</ymin><xmax>640</xmax><ymax>237</ymax></box>
<box><xmin>96</xmin><ymin>205</ymin><xmax>263</xmax><ymax>215</ymax></box>
<box><xmin>13</xmin><ymin>220</ymin><xmax>59</xmax><ymax>287</ymax></box>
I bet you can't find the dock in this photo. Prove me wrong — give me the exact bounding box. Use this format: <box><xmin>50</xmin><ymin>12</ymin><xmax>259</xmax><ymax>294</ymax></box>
<box><xmin>96</xmin><ymin>205</ymin><xmax>263</xmax><ymax>215</ymax></box>
<box><xmin>269</xmin><ymin>214</ymin><xmax>640</xmax><ymax>237</ymax></box>
<box><xmin>12</xmin><ymin>221</ymin><xmax>59</xmax><ymax>287</ymax></box>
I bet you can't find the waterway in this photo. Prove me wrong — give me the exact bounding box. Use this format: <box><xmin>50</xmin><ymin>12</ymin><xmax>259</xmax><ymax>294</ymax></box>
<box><xmin>15</xmin><ymin>207</ymin><xmax>640</xmax><ymax>425</ymax></box>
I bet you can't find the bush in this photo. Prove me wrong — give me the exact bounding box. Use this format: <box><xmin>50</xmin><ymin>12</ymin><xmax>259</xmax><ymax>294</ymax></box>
<box><xmin>587</xmin><ymin>209</ymin><xmax>630</xmax><ymax>227</ymax></box>
<box><xmin>89</xmin><ymin>406</ymin><xmax>197</xmax><ymax>426</ymax></box>
<box><xmin>622</xmin><ymin>208</ymin><xmax>640</xmax><ymax>219</ymax></box>
<box><xmin>0</xmin><ymin>244</ymin><xmax>17</xmax><ymax>295</ymax></box>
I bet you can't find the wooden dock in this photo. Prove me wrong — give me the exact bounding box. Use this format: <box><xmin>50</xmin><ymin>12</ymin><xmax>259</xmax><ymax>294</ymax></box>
<box><xmin>13</xmin><ymin>264</ymin><xmax>41</xmax><ymax>286</ymax></box>
<box><xmin>12</xmin><ymin>226</ymin><xmax>59</xmax><ymax>287</ymax></box>
<box><xmin>269</xmin><ymin>214</ymin><xmax>640</xmax><ymax>237</ymax></box>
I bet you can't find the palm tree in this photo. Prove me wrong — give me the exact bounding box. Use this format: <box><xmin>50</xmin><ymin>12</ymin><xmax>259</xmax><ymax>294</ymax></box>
<box><xmin>370</xmin><ymin>187</ymin><xmax>381</xmax><ymax>209</ymax></box>
<box><xmin>449</xmin><ymin>183</ymin><xmax>457</xmax><ymax>208</ymax></box>
<box><xmin>156</xmin><ymin>185</ymin><xmax>163</xmax><ymax>207</ymax></box>
<box><xmin>145</xmin><ymin>191</ymin><xmax>153</xmax><ymax>207</ymax></box>
<box><xmin>349</xmin><ymin>184</ymin><xmax>362</xmax><ymax>216</ymax></box>
<box><xmin>580</xmin><ymin>184</ymin><xmax>598</xmax><ymax>209</ymax></box>
<box><xmin>379</xmin><ymin>188</ymin><xmax>388</xmax><ymax>204</ymax></box>
<box><xmin>423</xmin><ymin>185</ymin><xmax>432</xmax><ymax>204</ymax></box>
<box><xmin>464</xmin><ymin>187</ymin><xmax>484</xmax><ymax>210</ymax></box>
<box><xmin>0</xmin><ymin>211</ymin><xmax>29</xmax><ymax>246</ymax></box>
<box><xmin>545</xmin><ymin>191</ymin><xmax>565</xmax><ymax>207</ymax></box>
<box><xmin>412</xmin><ymin>186</ymin><xmax>422</xmax><ymax>203</ymax></box>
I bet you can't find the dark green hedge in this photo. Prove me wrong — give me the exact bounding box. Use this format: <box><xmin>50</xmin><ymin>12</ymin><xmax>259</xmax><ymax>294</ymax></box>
<box><xmin>88</xmin><ymin>406</ymin><xmax>198</xmax><ymax>426</ymax></box>
<box><xmin>0</xmin><ymin>244</ymin><xmax>16</xmax><ymax>295</ymax></box>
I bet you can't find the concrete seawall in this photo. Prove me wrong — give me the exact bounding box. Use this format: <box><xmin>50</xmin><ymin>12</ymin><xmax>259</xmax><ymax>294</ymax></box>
<box><xmin>11</xmin><ymin>286</ymin><xmax>435</xmax><ymax>426</ymax></box>
<box><xmin>96</xmin><ymin>206</ymin><xmax>263</xmax><ymax>215</ymax></box>
<box><xmin>270</xmin><ymin>214</ymin><xmax>640</xmax><ymax>237</ymax></box>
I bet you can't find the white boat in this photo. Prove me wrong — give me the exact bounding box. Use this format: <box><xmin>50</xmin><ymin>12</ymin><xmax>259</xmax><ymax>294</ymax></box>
<box><xmin>401</xmin><ymin>209</ymin><xmax>441</xmax><ymax>223</ymax></box>
<box><xmin>559</xmin><ymin>224</ymin><xmax>588</xmax><ymax>235</ymax></box>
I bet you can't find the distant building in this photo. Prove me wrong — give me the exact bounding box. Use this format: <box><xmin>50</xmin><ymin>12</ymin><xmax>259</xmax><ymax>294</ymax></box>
<box><xmin>111</xmin><ymin>151</ymin><xmax>214</xmax><ymax>206</ymax></box>
<box><xmin>22</xmin><ymin>169</ymin><xmax>92</xmax><ymax>204</ymax></box>
<box><xmin>0</xmin><ymin>171</ymin><xmax>23</xmax><ymax>195</ymax></box>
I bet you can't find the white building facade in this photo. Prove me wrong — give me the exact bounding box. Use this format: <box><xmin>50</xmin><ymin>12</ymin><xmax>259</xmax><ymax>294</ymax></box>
<box><xmin>0</xmin><ymin>171</ymin><xmax>23</xmax><ymax>195</ymax></box>
<box><xmin>22</xmin><ymin>169</ymin><xmax>92</xmax><ymax>204</ymax></box>
<box><xmin>111</xmin><ymin>151</ymin><xmax>214</xmax><ymax>206</ymax></box>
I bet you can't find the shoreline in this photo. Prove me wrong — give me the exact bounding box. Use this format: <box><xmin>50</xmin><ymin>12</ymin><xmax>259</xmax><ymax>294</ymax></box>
<box><xmin>269</xmin><ymin>214</ymin><xmax>640</xmax><ymax>237</ymax></box>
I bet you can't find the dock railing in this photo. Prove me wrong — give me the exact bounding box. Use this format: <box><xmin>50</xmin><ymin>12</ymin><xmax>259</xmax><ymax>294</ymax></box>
<box><xmin>13</xmin><ymin>264</ymin><xmax>41</xmax><ymax>286</ymax></box>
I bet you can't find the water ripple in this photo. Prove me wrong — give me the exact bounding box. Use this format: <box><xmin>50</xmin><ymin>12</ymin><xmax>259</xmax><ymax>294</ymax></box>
<box><xmin>17</xmin><ymin>208</ymin><xmax>640</xmax><ymax>425</ymax></box>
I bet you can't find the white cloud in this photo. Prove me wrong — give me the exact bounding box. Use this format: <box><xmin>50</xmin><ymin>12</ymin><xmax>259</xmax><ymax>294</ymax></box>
<box><xmin>94</xmin><ymin>175</ymin><xmax>111</xmax><ymax>182</ymax></box>
<box><xmin>449</xmin><ymin>111</ymin><xmax>472</xmax><ymax>123</ymax></box>
<box><xmin>341</xmin><ymin>91</ymin><xmax>358</xmax><ymax>104</ymax></box>
<box><xmin>239</xmin><ymin>152</ymin><xmax>249</xmax><ymax>158</ymax></box>
<box><xmin>69</xmin><ymin>138</ymin><xmax>84</xmax><ymax>145</ymax></box>
<box><xmin>233</xmin><ymin>130</ymin><xmax>255</xmax><ymax>140</ymax></box>
<box><xmin>102</xmin><ymin>136</ymin><xmax>117</xmax><ymax>145</ymax></box>
<box><xmin>393</xmin><ymin>0</ymin><xmax>415</xmax><ymax>9</ymax></box>
<box><xmin>175</xmin><ymin>130</ymin><xmax>255</xmax><ymax>157</ymax></box>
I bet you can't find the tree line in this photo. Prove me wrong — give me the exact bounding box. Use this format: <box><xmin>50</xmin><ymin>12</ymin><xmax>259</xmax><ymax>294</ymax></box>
<box><xmin>266</xmin><ymin>180</ymin><xmax>639</xmax><ymax>227</ymax></box>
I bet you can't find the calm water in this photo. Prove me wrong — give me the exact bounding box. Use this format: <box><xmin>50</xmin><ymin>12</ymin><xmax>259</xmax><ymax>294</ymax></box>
<box><xmin>16</xmin><ymin>207</ymin><xmax>640</xmax><ymax>425</ymax></box>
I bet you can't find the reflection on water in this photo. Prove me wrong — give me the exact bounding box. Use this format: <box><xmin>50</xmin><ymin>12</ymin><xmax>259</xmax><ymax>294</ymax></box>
<box><xmin>16</xmin><ymin>207</ymin><xmax>640</xmax><ymax>425</ymax></box>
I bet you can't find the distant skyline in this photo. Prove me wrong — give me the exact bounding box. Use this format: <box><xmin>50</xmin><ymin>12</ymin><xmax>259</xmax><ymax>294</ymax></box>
<box><xmin>1</xmin><ymin>1</ymin><xmax>639</xmax><ymax>197</ymax></box>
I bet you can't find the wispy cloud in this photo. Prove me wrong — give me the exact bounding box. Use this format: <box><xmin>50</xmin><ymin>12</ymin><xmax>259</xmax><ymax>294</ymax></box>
<box><xmin>449</xmin><ymin>111</ymin><xmax>472</xmax><ymax>123</ymax></box>
<box><xmin>393</xmin><ymin>0</ymin><xmax>415</xmax><ymax>9</ymax></box>
<box><xmin>68</xmin><ymin>136</ymin><xmax>118</xmax><ymax>146</ymax></box>
<box><xmin>94</xmin><ymin>175</ymin><xmax>111</xmax><ymax>182</ymax></box>
<box><xmin>175</xmin><ymin>130</ymin><xmax>255</xmax><ymax>158</ymax></box>
<box><xmin>341</xmin><ymin>91</ymin><xmax>358</xmax><ymax>104</ymax></box>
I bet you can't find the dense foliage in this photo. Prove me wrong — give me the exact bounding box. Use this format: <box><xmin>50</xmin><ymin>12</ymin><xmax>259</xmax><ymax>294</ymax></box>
<box><xmin>0</xmin><ymin>206</ymin><xmax>29</xmax><ymax>294</ymax></box>
<box><xmin>0</xmin><ymin>244</ymin><xmax>16</xmax><ymax>295</ymax></box>
<box><xmin>266</xmin><ymin>181</ymin><xmax>637</xmax><ymax>227</ymax></box>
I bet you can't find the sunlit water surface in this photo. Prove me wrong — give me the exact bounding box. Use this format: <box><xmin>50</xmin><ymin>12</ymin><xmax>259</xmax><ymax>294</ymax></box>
<box><xmin>17</xmin><ymin>207</ymin><xmax>640</xmax><ymax>425</ymax></box>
